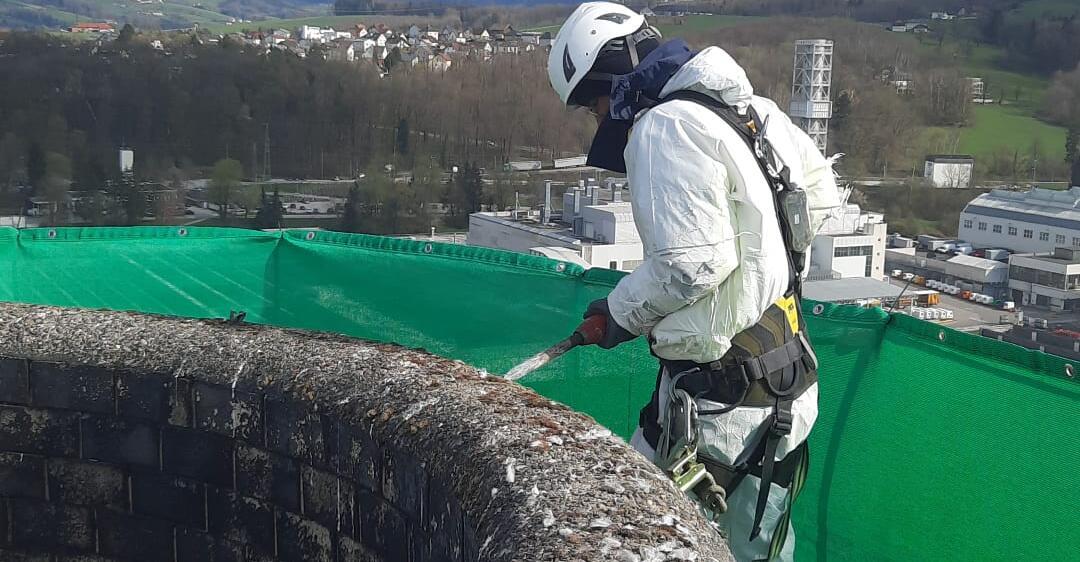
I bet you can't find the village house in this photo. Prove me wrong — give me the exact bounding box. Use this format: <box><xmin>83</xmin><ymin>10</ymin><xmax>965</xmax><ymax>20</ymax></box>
<box><xmin>69</xmin><ymin>22</ymin><xmax>114</xmax><ymax>33</ymax></box>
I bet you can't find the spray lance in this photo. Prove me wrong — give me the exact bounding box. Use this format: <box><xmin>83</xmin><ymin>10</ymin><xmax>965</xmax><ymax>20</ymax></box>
<box><xmin>504</xmin><ymin>314</ymin><xmax>607</xmax><ymax>381</ymax></box>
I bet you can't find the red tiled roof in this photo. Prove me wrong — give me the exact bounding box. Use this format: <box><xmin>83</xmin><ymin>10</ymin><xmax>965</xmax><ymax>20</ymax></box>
<box><xmin>71</xmin><ymin>22</ymin><xmax>114</xmax><ymax>31</ymax></box>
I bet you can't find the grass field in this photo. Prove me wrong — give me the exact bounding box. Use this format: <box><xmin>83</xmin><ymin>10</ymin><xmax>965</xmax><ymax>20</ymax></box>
<box><xmin>911</xmin><ymin>31</ymin><xmax>1066</xmax><ymax>168</ymax></box>
<box><xmin>201</xmin><ymin>13</ymin><xmax>458</xmax><ymax>34</ymax></box>
<box><xmin>1010</xmin><ymin>0</ymin><xmax>1080</xmax><ymax>19</ymax></box>
<box><xmin>527</xmin><ymin>15</ymin><xmax>756</xmax><ymax>38</ymax></box>
<box><xmin>963</xmin><ymin>104</ymin><xmax>1065</xmax><ymax>160</ymax></box>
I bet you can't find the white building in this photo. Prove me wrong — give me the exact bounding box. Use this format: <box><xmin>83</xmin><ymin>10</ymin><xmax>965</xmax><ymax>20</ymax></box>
<box><xmin>808</xmin><ymin>204</ymin><xmax>888</xmax><ymax>280</ymax></box>
<box><xmin>1008</xmin><ymin>247</ymin><xmax>1080</xmax><ymax>311</ymax></box>
<box><xmin>958</xmin><ymin>187</ymin><xmax>1080</xmax><ymax>253</ymax></box>
<box><xmin>924</xmin><ymin>155</ymin><xmax>974</xmax><ymax>188</ymax></box>
<box><xmin>468</xmin><ymin>184</ymin><xmax>643</xmax><ymax>271</ymax></box>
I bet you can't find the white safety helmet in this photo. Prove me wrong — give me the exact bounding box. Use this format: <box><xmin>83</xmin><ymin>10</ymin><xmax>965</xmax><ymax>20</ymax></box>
<box><xmin>547</xmin><ymin>2</ymin><xmax>656</xmax><ymax>106</ymax></box>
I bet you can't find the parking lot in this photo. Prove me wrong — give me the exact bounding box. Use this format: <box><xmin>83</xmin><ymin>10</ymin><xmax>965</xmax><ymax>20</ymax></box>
<box><xmin>887</xmin><ymin>278</ymin><xmax>1017</xmax><ymax>330</ymax></box>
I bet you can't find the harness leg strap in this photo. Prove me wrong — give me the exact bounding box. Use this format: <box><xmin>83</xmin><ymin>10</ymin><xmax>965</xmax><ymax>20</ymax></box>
<box><xmin>750</xmin><ymin>394</ymin><xmax>794</xmax><ymax>541</ymax></box>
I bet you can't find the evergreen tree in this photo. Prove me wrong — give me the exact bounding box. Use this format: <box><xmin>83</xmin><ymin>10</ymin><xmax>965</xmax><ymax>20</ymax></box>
<box><xmin>396</xmin><ymin>118</ymin><xmax>410</xmax><ymax>157</ymax></box>
<box><xmin>27</xmin><ymin>142</ymin><xmax>45</xmax><ymax>194</ymax></box>
<box><xmin>254</xmin><ymin>188</ymin><xmax>283</xmax><ymax>229</ymax></box>
<box><xmin>339</xmin><ymin>181</ymin><xmax>363</xmax><ymax>233</ymax></box>
<box><xmin>117</xmin><ymin>24</ymin><xmax>136</xmax><ymax>46</ymax></box>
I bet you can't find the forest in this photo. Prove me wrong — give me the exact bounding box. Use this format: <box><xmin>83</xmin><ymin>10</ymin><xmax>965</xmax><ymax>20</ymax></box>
<box><xmin>0</xmin><ymin>11</ymin><xmax>1077</xmax><ymax>232</ymax></box>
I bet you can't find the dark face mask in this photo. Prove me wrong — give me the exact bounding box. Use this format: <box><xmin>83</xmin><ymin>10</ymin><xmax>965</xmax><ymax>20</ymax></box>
<box><xmin>583</xmin><ymin>40</ymin><xmax>696</xmax><ymax>174</ymax></box>
<box><xmin>585</xmin><ymin>117</ymin><xmax>633</xmax><ymax>173</ymax></box>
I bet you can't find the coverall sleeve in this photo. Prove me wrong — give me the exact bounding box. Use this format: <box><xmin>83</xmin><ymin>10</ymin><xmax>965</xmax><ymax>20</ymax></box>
<box><xmin>785</xmin><ymin>117</ymin><xmax>842</xmax><ymax>232</ymax></box>
<box><xmin>606</xmin><ymin>108</ymin><xmax>739</xmax><ymax>336</ymax></box>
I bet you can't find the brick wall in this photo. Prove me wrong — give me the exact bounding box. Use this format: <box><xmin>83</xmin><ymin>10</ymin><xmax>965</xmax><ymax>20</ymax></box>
<box><xmin>0</xmin><ymin>358</ymin><xmax>457</xmax><ymax>561</ymax></box>
<box><xmin>0</xmin><ymin>304</ymin><xmax>732</xmax><ymax>562</ymax></box>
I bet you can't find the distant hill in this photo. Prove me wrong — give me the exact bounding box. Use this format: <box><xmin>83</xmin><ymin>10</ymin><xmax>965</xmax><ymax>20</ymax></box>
<box><xmin>0</xmin><ymin>0</ymin><xmax>584</xmax><ymax>30</ymax></box>
<box><xmin>0</xmin><ymin>0</ymin><xmax>326</xmax><ymax>30</ymax></box>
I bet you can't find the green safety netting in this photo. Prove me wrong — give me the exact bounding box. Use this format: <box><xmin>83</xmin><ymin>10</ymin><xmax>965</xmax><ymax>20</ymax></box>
<box><xmin>1</xmin><ymin>226</ymin><xmax>1076</xmax><ymax>561</ymax></box>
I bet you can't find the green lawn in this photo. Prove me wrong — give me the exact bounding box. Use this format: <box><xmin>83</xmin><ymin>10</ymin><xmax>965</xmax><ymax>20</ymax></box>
<box><xmin>1010</xmin><ymin>0</ymin><xmax>1080</xmax><ymax>19</ymax></box>
<box><xmin>656</xmin><ymin>15</ymin><xmax>759</xmax><ymax>37</ymax></box>
<box><xmin>923</xmin><ymin>104</ymin><xmax>1066</xmax><ymax>164</ymax></box>
<box><xmin>964</xmin><ymin>104</ymin><xmax>1066</xmax><ymax>160</ymax></box>
<box><xmin>202</xmin><ymin>15</ymin><xmax>369</xmax><ymax>34</ymax></box>
<box><xmin>5</xmin><ymin>1</ymin><xmax>82</xmax><ymax>26</ymax></box>
<box><xmin>911</xmin><ymin>32</ymin><xmax>1066</xmax><ymax>170</ymax></box>
<box><xmin>527</xmin><ymin>15</ymin><xmax>757</xmax><ymax>39</ymax></box>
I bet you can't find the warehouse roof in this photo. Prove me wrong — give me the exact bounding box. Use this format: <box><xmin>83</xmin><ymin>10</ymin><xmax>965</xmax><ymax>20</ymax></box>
<box><xmin>962</xmin><ymin>187</ymin><xmax>1080</xmax><ymax>232</ymax></box>
<box><xmin>802</xmin><ymin>277</ymin><xmax>904</xmax><ymax>302</ymax></box>
<box><xmin>946</xmin><ymin>254</ymin><xmax>1008</xmax><ymax>271</ymax></box>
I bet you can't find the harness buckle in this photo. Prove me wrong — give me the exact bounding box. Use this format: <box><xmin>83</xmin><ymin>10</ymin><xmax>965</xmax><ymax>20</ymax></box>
<box><xmin>772</xmin><ymin>399</ymin><xmax>794</xmax><ymax>435</ymax></box>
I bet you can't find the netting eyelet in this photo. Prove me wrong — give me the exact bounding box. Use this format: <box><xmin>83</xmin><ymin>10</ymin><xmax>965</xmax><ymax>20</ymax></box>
<box><xmin>47</xmin><ymin>229</ymin><xmax>56</xmax><ymax>239</ymax></box>
<box><xmin>555</xmin><ymin>262</ymin><xmax>566</xmax><ymax>272</ymax></box>
<box><xmin>423</xmin><ymin>243</ymin><xmax>433</xmax><ymax>254</ymax></box>
<box><xmin>177</xmin><ymin>228</ymin><xmax>188</xmax><ymax>237</ymax></box>
<box><xmin>938</xmin><ymin>330</ymin><xmax>946</xmax><ymax>342</ymax></box>
<box><xmin>1066</xmin><ymin>364</ymin><xmax>1075</xmax><ymax>379</ymax></box>
<box><xmin>812</xmin><ymin>304</ymin><xmax>825</xmax><ymax>315</ymax></box>
<box><xmin>305</xmin><ymin>231</ymin><xmax>316</xmax><ymax>241</ymax></box>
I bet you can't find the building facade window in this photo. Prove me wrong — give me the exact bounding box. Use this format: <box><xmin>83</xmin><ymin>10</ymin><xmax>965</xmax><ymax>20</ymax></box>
<box><xmin>978</xmin><ymin>222</ymin><xmax>987</xmax><ymax>231</ymax></box>
<box><xmin>834</xmin><ymin>245</ymin><xmax>873</xmax><ymax>257</ymax></box>
<box><xmin>1023</xmin><ymin>229</ymin><xmax>1033</xmax><ymax>239</ymax></box>
<box><xmin>1039</xmin><ymin>232</ymin><xmax>1049</xmax><ymax>241</ymax></box>
<box><xmin>1056</xmin><ymin>234</ymin><xmax>1066</xmax><ymax>244</ymax></box>
<box><xmin>993</xmin><ymin>225</ymin><xmax>1002</xmax><ymax>233</ymax></box>
<box><xmin>963</xmin><ymin>219</ymin><xmax>973</xmax><ymax>228</ymax></box>
<box><xmin>1074</xmin><ymin>237</ymin><xmax>1080</xmax><ymax>247</ymax></box>
<box><xmin>1009</xmin><ymin>226</ymin><xmax>1017</xmax><ymax>236</ymax></box>
<box><xmin>864</xmin><ymin>260</ymin><xmax>873</xmax><ymax>277</ymax></box>
<box><xmin>1010</xmin><ymin>265</ymin><xmax>1067</xmax><ymax>289</ymax></box>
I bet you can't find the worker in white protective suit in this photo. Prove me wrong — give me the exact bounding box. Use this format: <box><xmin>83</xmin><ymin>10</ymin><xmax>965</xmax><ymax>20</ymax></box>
<box><xmin>547</xmin><ymin>4</ymin><xmax>842</xmax><ymax>561</ymax></box>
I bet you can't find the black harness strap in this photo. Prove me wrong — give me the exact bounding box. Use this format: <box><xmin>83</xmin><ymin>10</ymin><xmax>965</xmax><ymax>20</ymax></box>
<box><xmin>644</xmin><ymin>90</ymin><xmax>819</xmax><ymax>545</ymax></box>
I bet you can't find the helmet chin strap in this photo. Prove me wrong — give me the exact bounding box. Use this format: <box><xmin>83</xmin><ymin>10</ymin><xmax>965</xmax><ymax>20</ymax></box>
<box><xmin>627</xmin><ymin>28</ymin><xmax>640</xmax><ymax>68</ymax></box>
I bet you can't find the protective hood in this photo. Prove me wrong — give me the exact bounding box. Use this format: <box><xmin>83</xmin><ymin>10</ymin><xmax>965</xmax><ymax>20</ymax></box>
<box><xmin>658</xmin><ymin>46</ymin><xmax>755</xmax><ymax>112</ymax></box>
<box><xmin>585</xmin><ymin>40</ymin><xmax>695</xmax><ymax>173</ymax></box>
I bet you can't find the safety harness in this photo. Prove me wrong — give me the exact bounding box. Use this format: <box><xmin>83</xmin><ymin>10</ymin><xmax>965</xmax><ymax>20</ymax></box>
<box><xmin>640</xmin><ymin>90</ymin><xmax>820</xmax><ymax>548</ymax></box>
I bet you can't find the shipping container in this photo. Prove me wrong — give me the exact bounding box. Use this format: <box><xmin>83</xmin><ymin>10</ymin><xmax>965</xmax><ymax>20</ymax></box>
<box><xmin>505</xmin><ymin>160</ymin><xmax>543</xmax><ymax>172</ymax></box>
<box><xmin>553</xmin><ymin>155</ymin><xmax>588</xmax><ymax>169</ymax></box>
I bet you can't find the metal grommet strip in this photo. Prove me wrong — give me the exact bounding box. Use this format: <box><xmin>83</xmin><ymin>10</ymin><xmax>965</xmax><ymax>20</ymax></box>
<box><xmin>305</xmin><ymin>231</ymin><xmax>316</xmax><ymax>241</ymax></box>
<box><xmin>812</xmin><ymin>304</ymin><xmax>825</xmax><ymax>315</ymax></box>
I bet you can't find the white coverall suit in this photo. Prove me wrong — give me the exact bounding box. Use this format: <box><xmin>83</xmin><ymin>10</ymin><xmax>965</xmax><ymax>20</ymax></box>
<box><xmin>605</xmin><ymin>47</ymin><xmax>842</xmax><ymax>561</ymax></box>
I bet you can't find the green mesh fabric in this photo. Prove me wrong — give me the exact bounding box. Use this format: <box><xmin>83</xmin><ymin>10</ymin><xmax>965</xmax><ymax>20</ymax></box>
<box><xmin>1</xmin><ymin>226</ymin><xmax>1077</xmax><ymax>561</ymax></box>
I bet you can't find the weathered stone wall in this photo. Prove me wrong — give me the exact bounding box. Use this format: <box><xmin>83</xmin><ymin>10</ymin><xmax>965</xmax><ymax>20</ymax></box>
<box><xmin>0</xmin><ymin>304</ymin><xmax>732</xmax><ymax>562</ymax></box>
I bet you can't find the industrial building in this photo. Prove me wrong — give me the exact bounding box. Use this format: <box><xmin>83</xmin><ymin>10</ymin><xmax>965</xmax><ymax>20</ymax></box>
<box><xmin>466</xmin><ymin>182</ymin><xmax>643</xmax><ymax>271</ymax></box>
<box><xmin>924</xmin><ymin>155</ymin><xmax>974</xmax><ymax>188</ymax></box>
<box><xmin>885</xmin><ymin>248</ymin><xmax>1010</xmax><ymax>299</ymax></box>
<box><xmin>958</xmin><ymin>187</ymin><xmax>1080</xmax><ymax>253</ymax></box>
<box><xmin>808</xmin><ymin>204</ymin><xmax>887</xmax><ymax>280</ymax></box>
<box><xmin>1007</xmin><ymin>247</ymin><xmax>1080</xmax><ymax>312</ymax></box>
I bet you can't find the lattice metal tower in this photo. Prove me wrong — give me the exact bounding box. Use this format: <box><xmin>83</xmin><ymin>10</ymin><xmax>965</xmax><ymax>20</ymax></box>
<box><xmin>789</xmin><ymin>39</ymin><xmax>834</xmax><ymax>153</ymax></box>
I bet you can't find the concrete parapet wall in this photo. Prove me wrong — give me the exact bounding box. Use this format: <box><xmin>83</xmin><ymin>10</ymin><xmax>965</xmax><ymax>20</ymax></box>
<box><xmin>0</xmin><ymin>304</ymin><xmax>731</xmax><ymax>562</ymax></box>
